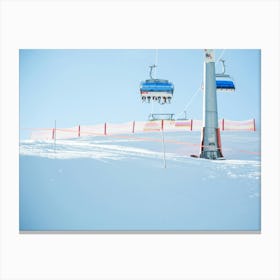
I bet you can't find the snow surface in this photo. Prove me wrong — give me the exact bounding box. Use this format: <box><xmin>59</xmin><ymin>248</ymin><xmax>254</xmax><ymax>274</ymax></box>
<box><xmin>19</xmin><ymin>131</ymin><xmax>261</xmax><ymax>231</ymax></box>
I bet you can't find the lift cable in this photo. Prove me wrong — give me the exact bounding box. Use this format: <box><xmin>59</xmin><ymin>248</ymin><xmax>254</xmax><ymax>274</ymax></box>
<box><xmin>216</xmin><ymin>49</ymin><xmax>226</xmax><ymax>64</ymax></box>
<box><xmin>175</xmin><ymin>85</ymin><xmax>202</xmax><ymax>119</ymax></box>
<box><xmin>150</xmin><ymin>49</ymin><xmax>158</xmax><ymax>115</ymax></box>
<box><xmin>154</xmin><ymin>49</ymin><xmax>158</xmax><ymax>78</ymax></box>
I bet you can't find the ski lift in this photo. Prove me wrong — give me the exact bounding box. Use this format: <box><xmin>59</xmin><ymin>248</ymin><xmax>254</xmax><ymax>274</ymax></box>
<box><xmin>216</xmin><ymin>59</ymin><xmax>235</xmax><ymax>92</ymax></box>
<box><xmin>140</xmin><ymin>65</ymin><xmax>174</xmax><ymax>104</ymax></box>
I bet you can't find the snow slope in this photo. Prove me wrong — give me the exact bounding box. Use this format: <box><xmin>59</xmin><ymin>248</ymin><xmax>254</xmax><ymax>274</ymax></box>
<box><xmin>19</xmin><ymin>131</ymin><xmax>261</xmax><ymax>231</ymax></box>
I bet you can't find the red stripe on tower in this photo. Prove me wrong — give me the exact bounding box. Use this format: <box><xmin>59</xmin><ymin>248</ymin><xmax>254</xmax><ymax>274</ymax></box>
<box><xmin>216</xmin><ymin>128</ymin><xmax>223</xmax><ymax>157</ymax></box>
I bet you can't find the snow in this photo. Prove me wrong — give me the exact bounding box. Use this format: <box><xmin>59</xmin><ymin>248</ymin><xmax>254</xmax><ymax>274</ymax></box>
<box><xmin>19</xmin><ymin>131</ymin><xmax>261</xmax><ymax>231</ymax></box>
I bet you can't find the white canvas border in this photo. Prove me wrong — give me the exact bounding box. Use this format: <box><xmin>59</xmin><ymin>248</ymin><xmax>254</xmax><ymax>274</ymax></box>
<box><xmin>1</xmin><ymin>0</ymin><xmax>279</xmax><ymax>279</ymax></box>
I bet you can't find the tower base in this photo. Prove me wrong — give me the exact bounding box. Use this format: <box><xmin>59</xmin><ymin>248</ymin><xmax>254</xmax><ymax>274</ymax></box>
<box><xmin>200</xmin><ymin>128</ymin><xmax>224</xmax><ymax>160</ymax></box>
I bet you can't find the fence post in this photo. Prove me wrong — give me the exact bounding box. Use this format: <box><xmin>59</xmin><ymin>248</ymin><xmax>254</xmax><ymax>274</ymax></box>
<box><xmin>132</xmin><ymin>121</ymin><xmax>135</xmax><ymax>133</ymax></box>
<box><xmin>253</xmin><ymin>118</ymin><xmax>256</xmax><ymax>131</ymax></box>
<box><xmin>78</xmin><ymin>125</ymin><xmax>81</xmax><ymax>137</ymax></box>
<box><xmin>190</xmin><ymin>119</ymin><xmax>193</xmax><ymax>131</ymax></box>
<box><xmin>222</xmin><ymin>118</ymin><xmax>225</xmax><ymax>131</ymax></box>
<box><xmin>104</xmin><ymin>122</ymin><xmax>107</xmax><ymax>135</ymax></box>
<box><xmin>52</xmin><ymin>128</ymin><xmax>55</xmax><ymax>140</ymax></box>
<box><xmin>161</xmin><ymin>119</ymin><xmax>164</xmax><ymax>131</ymax></box>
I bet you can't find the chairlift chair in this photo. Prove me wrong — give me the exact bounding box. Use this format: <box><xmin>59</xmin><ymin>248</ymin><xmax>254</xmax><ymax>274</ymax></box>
<box><xmin>216</xmin><ymin>59</ymin><xmax>235</xmax><ymax>92</ymax></box>
<box><xmin>140</xmin><ymin>65</ymin><xmax>174</xmax><ymax>104</ymax></box>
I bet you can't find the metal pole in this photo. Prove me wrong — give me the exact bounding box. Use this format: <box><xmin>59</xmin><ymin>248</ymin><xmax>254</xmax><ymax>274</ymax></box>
<box><xmin>161</xmin><ymin>120</ymin><xmax>166</xmax><ymax>168</ymax></box>
<box><xmin>53</xmin><ymin>120</ymin><xmax>56</xmax><ymax>153</ymax></box>
<box><xmin>104</xmin><ymin>122</ymin><xmax>107</xmax><ymax>135</ymax></box>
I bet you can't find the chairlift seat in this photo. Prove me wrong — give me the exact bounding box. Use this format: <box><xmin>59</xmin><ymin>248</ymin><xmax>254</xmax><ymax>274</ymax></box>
<box><xmin>140</xmin><ymin>79</ymin><xmax>174</xmax><ymax>103</ymax></box>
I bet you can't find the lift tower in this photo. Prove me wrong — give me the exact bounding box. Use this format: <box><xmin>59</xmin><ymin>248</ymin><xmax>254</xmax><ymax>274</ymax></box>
<box><xmin>200</xmin><ymin>49</ymin><xmax>223</xmax><ymax>159</ymax></box>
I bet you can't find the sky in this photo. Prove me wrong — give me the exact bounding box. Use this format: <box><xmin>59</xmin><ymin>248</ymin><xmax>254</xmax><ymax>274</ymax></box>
<box><xmin>19</xmin><ymin>49</ymin><xmax>260</xmax><ymax>139</ymax></box>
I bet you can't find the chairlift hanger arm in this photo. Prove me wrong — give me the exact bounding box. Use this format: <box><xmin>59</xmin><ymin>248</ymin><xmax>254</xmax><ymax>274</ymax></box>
<box><xmin>218</xmin><ymin>59</ymin><xmax>226</xmax><ymax>75</ymax></box>
<box><xmin>149</xmin><ymin>64</ymin><xmax>156</xmax><ymax>79</ymax></box>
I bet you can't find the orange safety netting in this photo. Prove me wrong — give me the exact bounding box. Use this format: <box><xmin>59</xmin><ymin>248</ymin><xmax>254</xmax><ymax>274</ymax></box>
<box><xmin>26</xmin><ymin>118</ymin><xmax>256</xmax><ymax>140</ymax></box>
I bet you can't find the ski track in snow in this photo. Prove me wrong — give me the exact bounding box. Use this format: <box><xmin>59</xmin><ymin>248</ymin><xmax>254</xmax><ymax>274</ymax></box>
<box><xmin>20</xmin><ymin>133</ymin><xmax>261</xmax><ymax>182</ymax></box>
<box><xmin>20</xmin><ymin>139</ymin><xmax>168</xmax><ymax>161</ymax></box>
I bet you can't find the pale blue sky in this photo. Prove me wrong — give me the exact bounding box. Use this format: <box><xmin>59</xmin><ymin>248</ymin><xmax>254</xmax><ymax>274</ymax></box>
<box><xmin>19</xmin><ymin>49</ymin><xmax>260</xmax><ymax>139</ymax></box>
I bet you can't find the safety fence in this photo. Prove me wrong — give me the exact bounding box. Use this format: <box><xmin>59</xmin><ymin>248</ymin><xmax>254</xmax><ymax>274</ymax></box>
<box><xmin>26</xmin><ymin>118</ymin><xmax>256</xmax><ymax>140</ymax></box>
